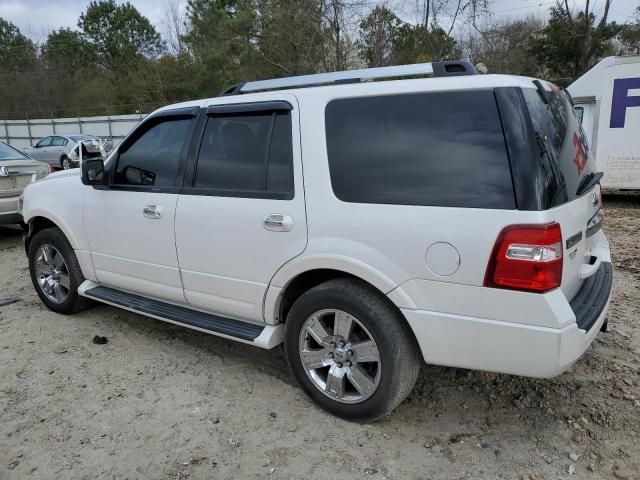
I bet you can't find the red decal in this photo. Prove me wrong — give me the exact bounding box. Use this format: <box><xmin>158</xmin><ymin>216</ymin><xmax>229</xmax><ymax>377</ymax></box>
<box><xmin>573</xmin><ymin>133</ymin><xmax>587</xmax><ymax>174</ymax></box>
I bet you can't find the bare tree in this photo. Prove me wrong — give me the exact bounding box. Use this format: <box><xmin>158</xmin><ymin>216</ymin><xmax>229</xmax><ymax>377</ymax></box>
<box><xmin>163</xmin><ymin>0</ymin><xmax>188</xmax><ymax>56</ymax></box>
<box><xmin>561</xmin><ymin>0</ymin><xmax>615</xmax><ymax>73</ymax></box>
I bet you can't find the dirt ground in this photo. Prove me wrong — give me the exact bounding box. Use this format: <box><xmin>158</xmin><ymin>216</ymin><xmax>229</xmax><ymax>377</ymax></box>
<box><xmin>1</xmin><ymin>195</ymin><xmax>639</xmax><ymax>480</ymax></box>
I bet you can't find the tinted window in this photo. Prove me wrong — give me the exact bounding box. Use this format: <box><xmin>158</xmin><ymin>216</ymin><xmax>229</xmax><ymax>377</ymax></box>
<box><xmin>325</xmin><ymin>91</ymin><xmax>515</xmax><ymax>209</ymax></box>
<box><xmin>51</xmin><ymin>136</ymin><xmax>66</xmax><ymax>147</ymax></box>
<box><xmin>36</xmin><ymin>137</ymin><xmax>52</xmax><ymax>148</ymax></box>
<box><xmin>114</xmin><ymin>118</ymin><xmax>193</xmax><ymax>187</ymax></box>
<box><xmin>194</xmin><ymin>111</ymin><xmax>293</xmax><ymax>197</ymax></box>
<box><xmin>523</xmin><ymin>87</ymin><xmax>593</xmax><ymax>206</ymax></box>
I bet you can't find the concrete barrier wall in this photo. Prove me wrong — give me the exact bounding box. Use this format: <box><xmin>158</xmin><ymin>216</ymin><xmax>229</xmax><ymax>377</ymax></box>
<box><xmin>0</xmin><ymin>113</ymin><xmax>146</xmax><ymax>149</ymax></box>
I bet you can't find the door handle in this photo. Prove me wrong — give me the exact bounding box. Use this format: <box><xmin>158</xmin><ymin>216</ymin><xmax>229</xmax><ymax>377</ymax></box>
<box><xmin>143</xmin><ymin>204</ymin><xmax>163</xmax><ymax>219</ymax></box>
<box><xmin>264</xmin><ymin>214</ymin><xmax>293</xmax><ymax>232</ymax></box>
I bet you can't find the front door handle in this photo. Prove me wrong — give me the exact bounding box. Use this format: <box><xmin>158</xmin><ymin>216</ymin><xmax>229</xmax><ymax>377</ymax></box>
<box><xmin>264</xmin><ymin>214</ymin><xmax>293</xmax><ymax>232</ymax></box>
<box><xmin>143</xmin><ymin>204</ymin><xmax>163</xmax><ymax>219</ymax></box>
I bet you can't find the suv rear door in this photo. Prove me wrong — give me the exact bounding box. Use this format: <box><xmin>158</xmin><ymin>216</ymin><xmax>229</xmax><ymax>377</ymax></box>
<box><xmin>175</xmin><ymin>95</ymin><xmax>307</xmax><ymax>321</ymax></box>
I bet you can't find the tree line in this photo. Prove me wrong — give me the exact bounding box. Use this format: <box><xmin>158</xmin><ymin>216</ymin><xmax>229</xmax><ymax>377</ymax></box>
<box><xmin>0</xmin><ymin>0</ymin><xmax>639</xmax><ymax>119</ymax></box>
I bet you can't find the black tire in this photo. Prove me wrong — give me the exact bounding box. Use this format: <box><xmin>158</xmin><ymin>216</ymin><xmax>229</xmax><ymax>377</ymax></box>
<box><xmin>28</xmin><ymin>227</ymin><xmax>91</xmax><ymax>314</ymax></box>
<box><xmin>284</xmin><ymin>278</ymin><xmax>421</xmax><ymax>421</ymax></box>
<box><xmin>60</xmin><ymin>156</ymin><xmax>72</xmax><ymax>170</ymax></box>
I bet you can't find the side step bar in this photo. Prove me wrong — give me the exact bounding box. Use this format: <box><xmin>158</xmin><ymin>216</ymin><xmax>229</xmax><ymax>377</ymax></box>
<box><xmin>79</xmin><ymin>282</ymin><xmax>283</xmax><ymax>348</ymax></box>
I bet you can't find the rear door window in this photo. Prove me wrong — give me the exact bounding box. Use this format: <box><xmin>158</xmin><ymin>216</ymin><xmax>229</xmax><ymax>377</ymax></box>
<box><xmin>193</xmin><ymin>111</ymin><xmax>294</xmax><ymax>199</ymax></box>
<box><xmin>325</xmin><ymin>90</ymin><xmax>515</xmax><ymax>209</ymax></box>
<box><xmin>522</xmin><ymin>87</ymin><xmax>594</xmax><ymax>206</ymax></box>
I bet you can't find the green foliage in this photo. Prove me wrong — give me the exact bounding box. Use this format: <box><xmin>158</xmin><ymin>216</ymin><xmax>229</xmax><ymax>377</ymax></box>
<box><xmin>256</xmin><ymin>0</ymin><xmax>325</xmax><ymax>76</ymax></box>
<box><xmin>393</xmin><ymin>24</ymin><xmax>460</xmax><ymax>64</ymax></box>
<box><xmin>42</xmin><ymin>28</ymin><xmax>96</xmax><ymax>71</ymax></box>
<box><xmin>358</xmin><ymin>6</ymin><xmax>401</xmax><ymax>67</ymax></box>
<box><xmin>0</xmin><ymin>18</ymin><xmax>36</xmax><ymax>71</ymax></box>
<box><xmin>529</xmin><ymin>4</ymin><xmax>619</xmax><ymax>83</ymax></box>
<box><xmin>78</xmin><ymin>0</ymin><xmax>165</xmax><ymax>71</ymax></box>
<box><xmin>183</xmin><ymin>0</ymin><xmax>259</xmax><ymax>94</ymax></box>
<box><xmin>467</xmin><ymin>17</ymin><xmax>542</xmax><ymax>76</ymax></box>
<box><xmin>0</xmin><ymin>0</ymin><xmax>639</xmax><ymax>118</ymax></box>
<box><xmin>618</xmin><ymin>6</ymin><xmax>640</xmax><ymax>54</ymax></box>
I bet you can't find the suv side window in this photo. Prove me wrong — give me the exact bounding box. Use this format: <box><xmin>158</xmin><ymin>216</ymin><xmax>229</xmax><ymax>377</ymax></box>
<box><xmin>193</xmin><ymin>111</ymin><xmax>293</xmax><ymax>198</ymax></box>
<box><xmin>325</xmin><ymin>90</ymin><xmax>515</xmax><ymax>209</ymax></box>
<box><xmin>114</xmin><ymin>117</ymin><xmax>193</xmax><ymax>188</ymax></box>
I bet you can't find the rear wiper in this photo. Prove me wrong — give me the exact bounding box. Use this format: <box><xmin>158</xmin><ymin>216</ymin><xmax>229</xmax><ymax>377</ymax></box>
<box><xmin>576</xmin><ymin>171</ymin><xmax>604</xmax><ymax>196</ymax></box>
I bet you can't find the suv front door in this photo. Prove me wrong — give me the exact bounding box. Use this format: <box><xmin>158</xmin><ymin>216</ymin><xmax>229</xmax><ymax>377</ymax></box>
<box><xmin>83</xmin><ymin>109</ymin><xmax>198</xmax><ymax>303</ymax></box>
<box><xmin>175</xmin><ymin>97</ymin><xmax>307</xmax><ymax>321</ymax></box>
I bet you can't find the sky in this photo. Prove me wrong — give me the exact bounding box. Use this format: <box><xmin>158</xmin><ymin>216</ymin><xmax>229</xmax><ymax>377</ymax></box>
<box><xmin>0</xmin><ymin>0</ymin><xmax>638</xmax><ymax>43</ymax></box>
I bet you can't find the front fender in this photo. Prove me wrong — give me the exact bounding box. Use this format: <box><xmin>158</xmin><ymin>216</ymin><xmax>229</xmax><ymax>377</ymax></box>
<box><xmin>22</xmin><ymin>179</ymin><xmax>88</xmax><ymax>251</ymax></box>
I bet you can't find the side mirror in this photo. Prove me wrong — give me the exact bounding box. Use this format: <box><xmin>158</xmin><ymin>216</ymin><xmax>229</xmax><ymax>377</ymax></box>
<box><xmin>81</xmin><ymin>158</ymin><xmax>108</xmax><ymax>187</ymax></box>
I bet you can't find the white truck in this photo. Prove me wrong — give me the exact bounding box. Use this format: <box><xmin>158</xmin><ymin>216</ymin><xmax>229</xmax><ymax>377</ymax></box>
<box><xmin>568</xmin><ymin>55</ymin><xmax>640</xmax><ymax>190</ymax></box>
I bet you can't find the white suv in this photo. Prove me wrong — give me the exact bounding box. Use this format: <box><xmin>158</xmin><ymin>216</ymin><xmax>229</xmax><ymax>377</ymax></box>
<box><xmin>21</xmin><ymin>62</ymin><xmax>612</xmax><ymax>420</ymax></box>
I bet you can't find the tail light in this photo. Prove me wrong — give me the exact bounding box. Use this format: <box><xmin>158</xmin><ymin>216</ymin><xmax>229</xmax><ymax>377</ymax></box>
<box><xmin>484</xmin><ymin>222</ymin><xmax>563</xmax><ymax>292</ymax></box>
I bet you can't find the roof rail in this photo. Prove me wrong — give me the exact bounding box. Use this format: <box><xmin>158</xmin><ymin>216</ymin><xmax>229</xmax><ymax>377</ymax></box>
<box><xmin>219</xmin><ymin>61</ymin><xmax>477</xmax><ymax>96</ymax></box>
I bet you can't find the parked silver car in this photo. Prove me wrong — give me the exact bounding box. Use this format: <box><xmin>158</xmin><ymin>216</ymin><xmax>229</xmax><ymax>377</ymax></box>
<box><xmin>0</xmin><ymin>142</ymin><xmax>49</xmax><ymax>226</ymax></box>
<box><xmin>23</xmin><ymin>134</ymin><xmax>113</xmax><ymax>170</ymax></box>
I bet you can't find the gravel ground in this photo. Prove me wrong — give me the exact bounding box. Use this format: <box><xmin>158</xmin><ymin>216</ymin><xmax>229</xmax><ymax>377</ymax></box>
<box><xmin>0</xmin><ymin>195</ymin><xmax>639</xmax><ymax>480</ymax></box>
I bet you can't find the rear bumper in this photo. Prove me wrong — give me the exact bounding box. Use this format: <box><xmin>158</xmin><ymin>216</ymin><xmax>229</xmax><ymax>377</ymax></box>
<box><xmin>399</xmin><ymin>262</ymin><xmax>613</xmax><ymax>378</ymax></box>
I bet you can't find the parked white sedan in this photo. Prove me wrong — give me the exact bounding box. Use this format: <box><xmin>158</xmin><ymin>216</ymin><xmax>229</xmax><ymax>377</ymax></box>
<box><xmin>23</xmin><ymin>134</ymin><xmax>113</xmax><ymax>170</ymax></box>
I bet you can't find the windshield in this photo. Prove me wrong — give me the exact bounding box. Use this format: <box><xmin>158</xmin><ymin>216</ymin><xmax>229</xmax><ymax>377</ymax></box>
<box><xmin>0</xmin><ymin>143</ymin><xmax>29</xmax><ymax>161</ymax></box>
<box><xmin>523</xmin><ymin>85</ymin><xmax>595</xmax><ymax>207</ymax></box>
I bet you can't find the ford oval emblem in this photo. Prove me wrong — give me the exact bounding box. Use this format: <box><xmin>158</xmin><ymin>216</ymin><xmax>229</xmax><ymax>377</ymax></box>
<box><xmin>591</xmin><ymin>191</ymin><xmax>599</xmax><ymax>208</ymax></box>
<box><xmin>0</xmin><ymin>166</ymin><xmax>9</xmax><ymax>177</ymax></box>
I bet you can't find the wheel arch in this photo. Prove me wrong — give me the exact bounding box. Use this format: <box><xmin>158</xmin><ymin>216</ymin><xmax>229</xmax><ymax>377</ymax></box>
<box><xmin>24</xmin><ymin>213</ymin><xmax>82</xmax><ymax>254</ymax></box>
<box><xmin>264</xmin><ymin>256</ymin><xmax>417</xmax><ymax>339</ymax></box>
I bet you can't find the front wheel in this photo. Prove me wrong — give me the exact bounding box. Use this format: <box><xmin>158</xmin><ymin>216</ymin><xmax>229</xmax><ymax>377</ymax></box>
<box><xmin>28</xmin><ymin>227</ymin><xmax>91</xmax><ymax>314</ymax></box>
<box><xmin>284</xmin><ymin>278</ymin><xmax>421</xmax><ymax>421</ymax></box>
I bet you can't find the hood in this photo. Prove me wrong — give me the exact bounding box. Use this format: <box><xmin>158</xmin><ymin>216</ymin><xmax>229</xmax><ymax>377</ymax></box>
<box><xmin>41</xmin><ymin>168</ymin><xmax>82</xmax><ymax>181</ymax></box>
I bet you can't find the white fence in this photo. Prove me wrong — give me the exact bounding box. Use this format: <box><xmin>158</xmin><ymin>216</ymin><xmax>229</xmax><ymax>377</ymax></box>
<box><xmin>1</xmin><ymin>113</ymin><xmax>146</xmax><ymax>149</ymax></box>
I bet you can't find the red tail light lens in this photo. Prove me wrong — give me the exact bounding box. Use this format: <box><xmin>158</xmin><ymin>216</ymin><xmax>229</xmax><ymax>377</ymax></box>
<box><xmin>484</xmin><ymin>222</ymin><xmax>563</xmax><ymax>292</ymax></box>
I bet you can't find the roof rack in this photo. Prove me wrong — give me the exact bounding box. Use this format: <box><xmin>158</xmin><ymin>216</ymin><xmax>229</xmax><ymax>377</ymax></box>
<box><xmin>219</xmin><ymin>60</ymin><xmax>477</xmax><ymax>96</ymax></box>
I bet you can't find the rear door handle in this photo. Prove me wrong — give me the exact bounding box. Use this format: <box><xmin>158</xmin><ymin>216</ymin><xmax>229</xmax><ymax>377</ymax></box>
<box><xmin>143</xmin><ymin>204</ymin><xmax>163</xmax><ymax>219</ymax></box>
<box><xmin>264</xmin><ymin>214</ymin><xmax>293</xmax><ymax>232</ymax></box>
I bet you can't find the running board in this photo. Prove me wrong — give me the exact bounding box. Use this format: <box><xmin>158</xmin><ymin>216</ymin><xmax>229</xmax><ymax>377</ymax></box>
<box><xmin>78</xmin><ymin>282</ymin><xmax>283</xmax><ymax>348</ymax></box>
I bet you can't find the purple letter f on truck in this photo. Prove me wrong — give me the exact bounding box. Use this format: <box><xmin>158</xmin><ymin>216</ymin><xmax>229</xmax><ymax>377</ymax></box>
<box><xmin>610</xmin><ymin>77</ymin><xmax>640</xmax><ymax>128</ymax></box>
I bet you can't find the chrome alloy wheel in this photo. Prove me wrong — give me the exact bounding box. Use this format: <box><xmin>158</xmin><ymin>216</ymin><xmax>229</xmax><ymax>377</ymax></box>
<box><xmin>62</xmin><ymin>157</ymin><xmax>71</xmax><ymax>169</ymax></box>
<box><xmin>299</xmin><ymin>309</ymin><xmax>381</xmax><ymax>404</ymax></box>
<box><xmin>34</xmin><ymin>244</ymin><xmax>71</xmax><ymax>304</ymax></box>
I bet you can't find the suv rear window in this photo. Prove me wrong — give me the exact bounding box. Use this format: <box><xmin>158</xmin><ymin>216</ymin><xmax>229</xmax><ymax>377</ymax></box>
<box><xmin>522</xmin><ymin>87</ymin><xmax>594</xmax><ymax>207</ymax></box>
<box><xmin>325</xmin><ymin>90</ymin><xmax>515</xmax><ymax>209</ymax></box>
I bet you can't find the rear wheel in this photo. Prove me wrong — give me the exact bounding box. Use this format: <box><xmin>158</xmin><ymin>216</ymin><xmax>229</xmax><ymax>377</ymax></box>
<box><xmin>61</xmin><ymin>156</ymin><xmax>72</xmax><ymax>170</ymax></box>
<box><xmin>28</xmin><ymin>227</ymin><xmax>91</xmax><ymax>314</ymax></box>
<box><xmin>284</xmin><ymin>278</ymin><xmax>420</xmax><ymax>421</ymax></box>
